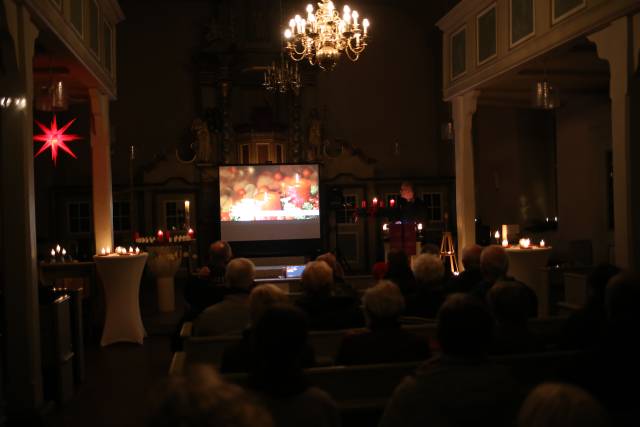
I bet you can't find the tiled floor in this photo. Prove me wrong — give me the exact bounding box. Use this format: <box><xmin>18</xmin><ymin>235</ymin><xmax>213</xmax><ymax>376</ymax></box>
<box><xmin>43</xmin><ymin>277</ymin><xmax>184</xmax><ymax>427</ymax></box>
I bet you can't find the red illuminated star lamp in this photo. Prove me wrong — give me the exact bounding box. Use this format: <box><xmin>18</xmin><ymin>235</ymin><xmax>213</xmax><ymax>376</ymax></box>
<box><xmin>33</xmin><ymin>115</ymin><xmax>82</xmax><ymax>165</ymax></box>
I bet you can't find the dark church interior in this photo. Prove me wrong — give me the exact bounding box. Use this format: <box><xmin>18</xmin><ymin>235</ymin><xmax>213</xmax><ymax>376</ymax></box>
<box><xmin>1</xmin><ymin>0</ymin><xmax>640</xmax><ymax>426</ymax></box>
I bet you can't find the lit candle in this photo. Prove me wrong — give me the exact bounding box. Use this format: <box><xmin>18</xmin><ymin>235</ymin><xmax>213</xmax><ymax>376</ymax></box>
<box><xmin>502</xmin><ymin>239</ymin><xmax>509</xmax><ymax>248</ymax></box>
<box><xmin>129</xmin><ymin>246</ymin><xmax>134</xmax><ymax>254</ymax></box>
<box><xmin>187</xmin><ymin>228</ymin><xmax>195</xmax><ymax>238</ymax></box>
<box><xmin>494</xmin><ymin>230</ymin><xmax>500</xmax><ymax>243</ymax></box>
<box><xmin>61</xmin><ymin>248</ymin><xmax>66</xmax><ymax>257</ymax></box>
<box><xmin>56</xmin><ymin>244</ymin><xmax>61</xmax><ymax>254</ymax></box>
<box><xmin>540</xmin><ymin>239</ymin><xmax>546</xmax><ymax>248</ymax></box>
<box><xmin>372</xmin><ymin>197</ymin><xmax>378</xmax><ymax>207</ymax></box>
<box><xmin>382</xmin><ymin>223</ymin><xmax>389</xmax><ymax>231</ymax></box>
<box><xmin>101</xmin><ymin>248</ymin><xmax>106</xmax><ymax>255</ymax></box>
<box><xmin>50</xmin><ymin>249</ymin><xmax>56</xmax><ymax>257</ymax></box>
<box><xmin>157</xmin><ymin>230</ymin><xmax>164</xmax><ymax>241</ymax></box>
<box><xmin>390</xmin><ymin>199</ymin><xmax>395</xmax><ymax>208</ymax></box>
<box><xmin>135</xmin><ymin>247</ymin><xmax>140</xmax><ymax>254</ymax></box>
<box><xmin>417</xmin><ymin>223</ymin><xmax>423</xmax><ymax>231</ymax></box>
<box><xmin>184</xmin><ymin>200</ymin><xmax>191</xmax><ymax>227</ymax></box>
<box><xmin>363</xmin><ymin>18</ymin><xmax>369</xmax><ymax>35</ymax></box>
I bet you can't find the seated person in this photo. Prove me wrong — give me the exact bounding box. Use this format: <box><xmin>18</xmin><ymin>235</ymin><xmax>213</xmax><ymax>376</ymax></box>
<box><xmin>336</xmin><ymin>280</ymin><xmax>430</xmax><ymax>365</ymax></box>
<box><xmin>472</xmin><ymin>245</ymin><xmax>538</xmax><ymax>317</ymax></box>
<box><xmin>384</xmin><ymin>249</ymin><xmax>417</xmax><ymax>297</ymax></box>
<box><xmin>380</xmin><ymin>293</ymin><xmax>521</xmax><ymax>427</ymax></box>
<box><xmin>194</xmin><ymin>257</ymin><xmax>255</xmax><ymax>336</ymax></box>
<box><xmin>316</xmin><ymin>252</ymin><xmax>356</xmax><ymax>297</ymax></box>
<box><xmin>487</xmin><ymin>281</ymin><xmax>544</xmax><ymax>355</ymax></box>
<box><xmin>296</xmin><ymin>261</ymin><xmax>364</xmax><ymax>330</ymax></box>
<box><xmin>517</xmin><ymin>383</ymin><xmax>609</xmax><ymax>427</ymax></box>
<box><xmin>184</xmin><ymin>240</ymin><xmax>233</xmax><ymax>317</ymax></box>
<box><xmin>221</xmin><ymin>284</ymin><xmax>315</xmax><ymax>373</ymax></box>
<box><xmin>405</xmin><ymin>253</ymin><xmax>445</xmax><ymax>319</ymax></box>
<box><xmin>562</xmin><ymin>263</ymin><xmax>620</xmax><ymax>350</ymax></box>
<box><xmin>147</xmin><ymin>364</ymin><xmax>273</xmax><ymax>427</ymax></box>
<box><xmin>248</xmin><ymin>304</ymin><xmax>340</xmax><ymax>427</ymax></box>
<box><xmin>568</xmin><ymin>272</ymin><xmax>640</xmax><ymax>425</ymax></box>
<box><xmin>446</xmin><ymin>244</ymin><xmax>484</xmax><ymax>294</ymax></box>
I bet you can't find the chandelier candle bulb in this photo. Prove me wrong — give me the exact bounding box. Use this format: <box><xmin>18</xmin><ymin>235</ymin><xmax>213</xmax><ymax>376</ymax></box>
<box><xmin>56</xmin><ymin>244</ymin><xmax>61</xmax><ymax>254</ymax></box>
<box><xmin>50</xmin><ymin>249</ymin><xmax>56</xmax><ymax>257</ymax></box>
<box><xmin>540</xmin><ymin>240</ymin><xmax>546</xmax><ymax>248</ymax></box>
<box><xmin>135</xmin><ymin>247</ymin><xmax>140</xmax><ymax>254</ymax></box>
<box><xmin>502</xmin><ymin>239</ymin><xmax>509</xmax><ymax>248</ymax></box>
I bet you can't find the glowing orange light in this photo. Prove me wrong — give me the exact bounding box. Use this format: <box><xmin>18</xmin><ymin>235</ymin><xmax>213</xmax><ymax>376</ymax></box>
<box><xmin>33</xmin><ymin>115</ymin><xmax>82</xmax><ymax>165</ymax></box>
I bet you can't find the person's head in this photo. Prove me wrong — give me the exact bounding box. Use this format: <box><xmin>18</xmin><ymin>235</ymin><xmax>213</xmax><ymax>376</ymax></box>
<box><xmin>362</xmin><ymin>280</ymin><xmax>405</xmax><ymax>327</ymax></box>
<box><xmin>480</xmin><ymin>245</ymin><xmax>509</xmax><ymax>283</ymax></box>
<box><xmin>249</xmin><ymin>284</ymin><xmax>288</xmax><ymax>327</ymax></box>
<box><xmin>147</xmin><ymin>365</ymin><xmax>272</xmax><ymax>427</ymax></box>
<box><xmin>301</xmin><ymin>260</ymin><xmax>334</xmax><ymax>297</ymax></box>
<box><xmin>225</xmin><ymin>258</ymin><xmax>255</xmax><ymax>292</ymax></box>
<box><xmin>209</xmin><ymin>240</ymin><xmax>233</xmax><ymax>267</ymax></box>
<box><xmin>605</xmin><ymin>271</ymin><xmax>640</xmax><ymax>327</ymax></box>
<box><xmin>488</xmin><ymin>281</ymin><xmax>530</xmax><ymax>327</ymax></box>
<box><xmin>316</xmin><ymin>252</ymin><xmax>345</xmax><ymax>280</ymax></box>
<box><xmin>461</xmin><ymin>244</ymin><xmax>483</xmax><ymax>271</ymax></box>
<box><xmin>412</xmin><ymin>253</ymin><xmax>445</xmax><ymax>287</ymax></box>
<box><xmin>517</xmin><ymin>382</ymin><xmax>609</xmax><ymax>427</ymax></box>
<box><xmin>254</xmin><ymin>304</ymin><xmax>309</xmax><ymax>375</ymax></box>
<box><xmin>400</xmin><ymin>181</ymin><xmax>415</xmax><ymax>201</ymax></box>
<box><xmin>372</xmin><ymin>261</ymin><xmax>389</xmax><ymax>280</ymax></box>
<box><xmin>437</xmin><ymin>293</ymin><xmax>493</xmax><ymax>357</ymax></box>
<box><xmin>420</xmin><ymin>243</ymin><xmax>441</xmax><ymax>256</ymax></box>
<box><xmin>586</xmin><ymin>263</ymin><xmax>620</xmax><ymax>307</ymax></box>
<box><xmin>386</xmin><ymin>249</ymin><xmax>411</xmax><ymax>275</ymax></box>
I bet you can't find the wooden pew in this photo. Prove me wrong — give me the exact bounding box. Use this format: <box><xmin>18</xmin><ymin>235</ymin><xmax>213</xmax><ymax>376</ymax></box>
<box><xmin>176</xmin><ymin>316</ymin><xmax>568</xmax><ymax>372</ymax></box>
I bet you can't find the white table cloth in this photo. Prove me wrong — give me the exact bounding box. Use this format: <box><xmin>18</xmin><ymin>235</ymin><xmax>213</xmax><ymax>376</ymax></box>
<box><xmin>94</xmin><ymin>253</ymin><xmax>148</xmax><ymax>346</ymax></box>
<box><xmin>505</xmin><ymin>247</ymin><xmax>552</xmax><ymax>317</ymax></box>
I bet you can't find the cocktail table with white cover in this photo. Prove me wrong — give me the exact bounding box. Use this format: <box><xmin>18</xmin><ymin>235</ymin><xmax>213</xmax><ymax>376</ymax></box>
<box><xmin>504</xmin><ymin>247</ymin><xmax>552</xmax><ymax>318</ymax></box>
<box><xmin>94</xmin><ymin>253</ymin><xmax>148</xmax><ymax>346</ymax></box>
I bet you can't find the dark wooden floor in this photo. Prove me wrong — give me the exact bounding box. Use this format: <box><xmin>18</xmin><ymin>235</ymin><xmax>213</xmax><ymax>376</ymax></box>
<box><xmin>43</xmin><ymin>276</ymin><xmax>184</xmax><ymax>427</ymax></box>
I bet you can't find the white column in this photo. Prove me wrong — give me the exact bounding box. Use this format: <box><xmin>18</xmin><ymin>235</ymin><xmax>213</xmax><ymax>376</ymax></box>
<box><xmin>588</xmin><ymin>18</ymin><xmax>635</xmax><ymax>269</ymax></box>
<box><xmin>89</xmin><ymin>88</ymin><xmax>114</xmax><ymax>253</ymax></box>
<box><xmin>0</xmin><ymin>1</ymin><xmax>43</xmax><ymax>410</ymax></box>
<box><xmin>452</xmin><ymin>90</ymin><xmax>480</xmax><ymax>265</ymax></box>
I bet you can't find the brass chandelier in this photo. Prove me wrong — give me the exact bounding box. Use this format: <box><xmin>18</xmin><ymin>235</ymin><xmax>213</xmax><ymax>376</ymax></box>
<box><xmin>263</xmin><ymin>55</ymin><xmax>302</xmax><ymax>95</ymax></box>
<box><xmin>283</xmin><ymin>0</ymin><xmax>370</xmax><ymax>71</ymax></box>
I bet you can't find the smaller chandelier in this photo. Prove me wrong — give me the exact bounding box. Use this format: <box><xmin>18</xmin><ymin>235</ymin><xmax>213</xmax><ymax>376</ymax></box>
<box><xmin>263</xmin><ymin>56</ymin><xmax>302</xmax><ymax>95</ymax></box>
<box><xmin>532</xmin><ymin>79</ymin><xmax>559</xmax><ymax>110</ymax></box>
<box><xmin>283</xmin><ymin>1</ymin><xmax>370</xmax><ymax>71</ymax></box>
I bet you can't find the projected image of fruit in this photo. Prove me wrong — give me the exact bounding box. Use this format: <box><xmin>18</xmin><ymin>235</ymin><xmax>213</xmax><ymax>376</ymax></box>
<box><xmin>219</xmin><ymin>165</ymin><xmax>319</xmax><ymax>221</ymax></box>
